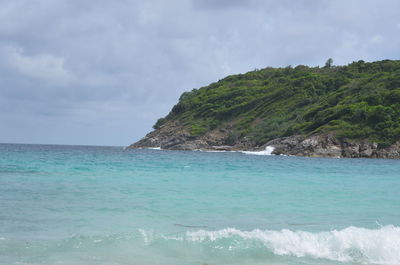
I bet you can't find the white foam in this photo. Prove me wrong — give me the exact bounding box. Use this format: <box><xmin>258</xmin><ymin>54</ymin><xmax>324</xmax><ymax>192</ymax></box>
<box><xmin>147</xmin><ymin>147</ymin><xmax>161</xmax><ymax>150</ymax></box>
<box><xmin>241</xmin><ymin>146</ymin><xmax>275</xmax><ymax>156</ymax></box>
<box><xmin>186</xmin><ymin>226</ymin><xmax>400</xmax><ymax>265</ymax></box>
<box><xmin>138</xmin><ymin>229</ymin><xmax>154</xmax><ymax>245</ymax></box>
<box><xmin>139</xmin><ymin>225</ymin><xmax>400</xmax><ymax>265</ymax></box>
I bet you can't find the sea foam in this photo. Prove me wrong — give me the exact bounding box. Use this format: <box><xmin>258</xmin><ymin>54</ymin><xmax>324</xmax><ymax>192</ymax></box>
<box><xmin>241</xmin><ymin>146</ymin><xmax>275</xmax><ymax>156</ymax></box>
<box><xmin>140</xmin><ymin>225</ymin><xmax>400</xmax><ymax>265</ymax></box>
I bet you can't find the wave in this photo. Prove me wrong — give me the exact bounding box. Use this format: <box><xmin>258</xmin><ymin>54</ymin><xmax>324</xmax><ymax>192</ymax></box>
<box><xmin>241</xmin><ymin>146</ymin><xmax>275</xmax><ymax>156</ymax></box>
<box><xmin>139</xmin><ymin>225</ymin><xmax>400</xmax><ymax>265</ymax></box>
<box><xmin>199</xmin><ymin>146</ymin><xmax>276</xmax><ymax>155</ymax></box>
<box><xmin>129</xmin><ymin>146</ymin><xmax>277</xmax><ymax>155</ymax></box>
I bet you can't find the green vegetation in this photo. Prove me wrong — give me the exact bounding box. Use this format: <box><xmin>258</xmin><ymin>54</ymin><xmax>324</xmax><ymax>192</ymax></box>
<box><xmin>154</xmin><ymin>60</ymin><xmax>400</xmax><ymax>146</ymax></box>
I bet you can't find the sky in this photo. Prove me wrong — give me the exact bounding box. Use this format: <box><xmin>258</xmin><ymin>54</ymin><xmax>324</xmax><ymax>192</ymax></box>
<box><xmin>1</xmin><ymin>0</ymin><xmax>399</xmax><ymax>146</ymax></box>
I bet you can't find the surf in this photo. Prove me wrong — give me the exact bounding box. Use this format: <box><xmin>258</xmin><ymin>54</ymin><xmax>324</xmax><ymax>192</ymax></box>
<box><xmin>139</xmin><ymin>225</ymin><xmax>400</xmax><ymax>265</ymax></box>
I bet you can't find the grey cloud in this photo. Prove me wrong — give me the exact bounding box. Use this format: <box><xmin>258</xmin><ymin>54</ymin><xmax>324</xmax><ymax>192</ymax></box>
<box><xmin>193</xmin><ymin>0</ymin><xmax>256</xmax><ymax>10</ymax></box>
<box><xmin>0</xmin><ymin>0</ymin><xmax>399</xmax><ymax>145</ymax></box>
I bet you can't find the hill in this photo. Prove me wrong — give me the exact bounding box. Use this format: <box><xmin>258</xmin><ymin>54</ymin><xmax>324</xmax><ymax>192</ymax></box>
<box><xmin>129</xmin><ymin>59</ymin><xmax>400</xmax><ymax>158</ymax></box>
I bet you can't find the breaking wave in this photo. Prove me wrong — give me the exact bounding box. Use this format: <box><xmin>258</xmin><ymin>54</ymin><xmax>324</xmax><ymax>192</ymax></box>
<box><xmin>241</xmin><ymin>146</ymin><xmax>275</xmax><ymax>156</ymax></box>
<box><xmin>139</xmin><ymin>225</ymin><xmax>400</xmax><ymax>265</ymax></box>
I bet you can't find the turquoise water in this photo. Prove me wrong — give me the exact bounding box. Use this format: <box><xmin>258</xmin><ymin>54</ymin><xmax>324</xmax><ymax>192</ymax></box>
<box><xmin>1</xmin><ymin>143</ymin><xmax>400</xmax><ymax>265</ymax></box>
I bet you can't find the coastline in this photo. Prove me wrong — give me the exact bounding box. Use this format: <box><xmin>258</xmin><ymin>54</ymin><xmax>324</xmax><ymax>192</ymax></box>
<box><xmin>128</xmin><ymin>123</ymin><xmax>400</xmax><ymax>159</ymax></box>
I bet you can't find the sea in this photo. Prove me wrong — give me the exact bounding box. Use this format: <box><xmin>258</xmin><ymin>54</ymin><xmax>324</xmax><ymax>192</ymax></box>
<box><xmin>0</xmin><ymin>143</ymin><xmax>399</xmax><ymax>265</ymax></box>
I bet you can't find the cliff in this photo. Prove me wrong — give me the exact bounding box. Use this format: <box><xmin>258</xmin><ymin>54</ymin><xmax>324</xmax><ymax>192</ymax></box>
<box><xmin>129</xmin><ymin>60</ymin><xmax>400</xmax><ymax>158</ymax></box>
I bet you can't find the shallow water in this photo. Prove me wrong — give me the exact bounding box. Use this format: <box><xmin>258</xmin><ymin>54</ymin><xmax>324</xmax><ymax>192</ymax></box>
<box><xmin>0</xmin><ymin>143</ymin><xmax>399</xmax><ymax>265</ymax></box>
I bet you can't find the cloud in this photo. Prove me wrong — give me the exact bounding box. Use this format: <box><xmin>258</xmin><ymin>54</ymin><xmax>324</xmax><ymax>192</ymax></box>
<box><xmin>0</xmin><ymin>0</ymin><xmax>399</xmax><ymax>145</ymax></box>
<box><xmin>193</xmin><ymin>0</ymin><xmax>256</xmax><ymax>10</ymax></box>
<box><xmin>2</xmin><ymin>45</ymin><xmax>72</xmax><ymax>85</ymax></box>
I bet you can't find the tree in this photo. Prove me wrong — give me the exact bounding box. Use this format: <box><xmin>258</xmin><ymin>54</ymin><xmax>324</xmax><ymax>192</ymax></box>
<box><xmin>324</xmin><ymin>58</ymin><xmax>333</xmax><ymax>68</ymax></box>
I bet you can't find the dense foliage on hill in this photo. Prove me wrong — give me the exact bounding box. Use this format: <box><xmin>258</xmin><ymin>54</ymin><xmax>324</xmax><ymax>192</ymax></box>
<box><xmin>154</xmin><ymin>60</ymin><xmax>400</xmax><ymax>147</ymax></box>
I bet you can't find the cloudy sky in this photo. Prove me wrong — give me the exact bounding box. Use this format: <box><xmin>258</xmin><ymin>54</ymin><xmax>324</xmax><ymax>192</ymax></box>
<box><xmin>1</xmin><ymin>0</ymin><xmax>399</xmax><ymax>146</ymax></box>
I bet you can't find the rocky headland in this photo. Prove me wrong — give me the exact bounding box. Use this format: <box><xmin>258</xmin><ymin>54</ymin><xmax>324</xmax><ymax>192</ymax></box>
<box><xmin>128</xmin><ymin>60</ymin><xmax>400</xmax><ymax>158</ymax></box>
<box><xmin>128</xmin><ymin>121</ymin><xmax>400</xmax><ymax>158</ymax></box>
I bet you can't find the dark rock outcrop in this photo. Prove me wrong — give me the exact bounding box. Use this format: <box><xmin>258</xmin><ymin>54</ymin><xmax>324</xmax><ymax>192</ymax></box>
<box><xmin>266</xmin><ymin>135</ymin><xmax>400</xmax><ymax>158</ymax></box>
<box><xmin>129</xmin><ymin>121</ymin><xmax>253</xmax><ymax>151</ymax></box>
<box><xmin>128</xmin><ymin>121</ymin><xmax>400</xmax><ymax>159</ymax></box>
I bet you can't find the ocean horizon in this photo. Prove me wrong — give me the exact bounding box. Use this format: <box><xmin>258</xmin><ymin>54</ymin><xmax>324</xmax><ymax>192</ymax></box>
<box><xmin>1</xmin><ymin>143</ymin><xmax>399</xmax><ymax>265</ymax></box>
<box><xmin>3</xmin><ymin>0</ymin><xmax>400</xmax><ymax>264</ymax></box>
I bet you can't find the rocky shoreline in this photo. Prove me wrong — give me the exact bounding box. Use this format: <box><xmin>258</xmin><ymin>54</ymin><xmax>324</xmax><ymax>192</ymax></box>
<box><xmin>128</xmin><ymin>122</ymin><xmax>400</xmax><ymax>159</ymax></box>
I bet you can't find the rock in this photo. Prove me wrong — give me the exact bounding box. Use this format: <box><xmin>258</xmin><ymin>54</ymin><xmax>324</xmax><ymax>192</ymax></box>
<box><xmin>265</xmin><ymin>135</ymin><xmax>399</xmax><ymax>159</ymax></box>
<box><xmin>127</xmin><ymin>121</ymin><xmax>400</xmax><ymax>159</ymax></box>
<box><xmin>210</xmin><ymin>145</ymin><xmax>235</xmax><ymax>151</ymax></box>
